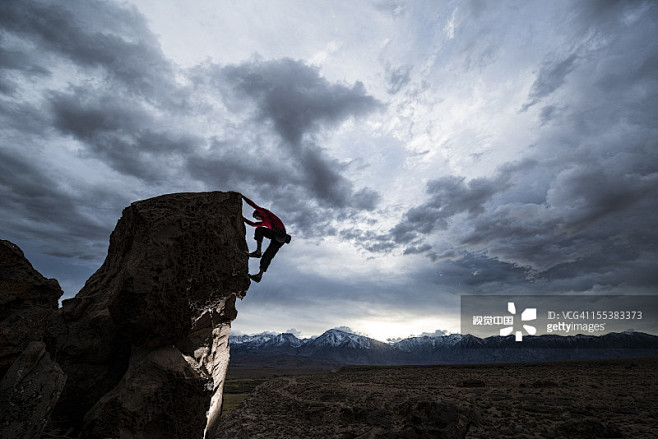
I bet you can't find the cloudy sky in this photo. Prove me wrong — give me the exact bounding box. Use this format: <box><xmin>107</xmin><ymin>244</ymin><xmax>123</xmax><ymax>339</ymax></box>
<box><xmin>2</xmin><ymin>0</ymin><xmax>657</xmax><ymax>341</ymax></box>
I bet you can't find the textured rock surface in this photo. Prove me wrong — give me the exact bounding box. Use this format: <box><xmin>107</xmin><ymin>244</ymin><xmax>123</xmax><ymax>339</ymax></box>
<box><xmin>104</xmin><ymin>192</ymin><xmax>245</xmax><ymax>347</ymax></box>
<box><xmin>183</xmin><ymin>310</ymin><xmax>234</xmax><ymax>439</ymax></box>
<box><xmin>0</xmin><ymin>341</ymin><xmax>66</xmax><ymax>439</ymax></box>
<box><xmin>0</xmin><ymin>240</ymin><xmax>63</xmax><ymax>379</ymax></box>
<box><xmin>82</xmin><ymin>345</ymin><xmax>211</xmax><ymax>439</ymax></box>
<box><xmin>45</xmin><ymin>191</ymin><xmax>250</xmax><ymax>437</ymax></box>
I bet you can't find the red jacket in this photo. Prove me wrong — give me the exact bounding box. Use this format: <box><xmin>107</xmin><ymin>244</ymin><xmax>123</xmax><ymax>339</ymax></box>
<box><xmin>242</xmin><ymin>196</ymin><xmax>286</xmax><ymax>231</ymax></box>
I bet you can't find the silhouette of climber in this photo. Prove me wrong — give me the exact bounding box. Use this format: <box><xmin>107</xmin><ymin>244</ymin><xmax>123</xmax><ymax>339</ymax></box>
<box><xmin>242</xmin><ymin>195</ymin><xmax>291</xmax><ymax>283</ymax></box>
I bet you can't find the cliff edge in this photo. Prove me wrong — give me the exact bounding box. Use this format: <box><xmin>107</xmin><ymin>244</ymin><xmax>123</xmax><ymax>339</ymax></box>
<box><xmin>1</xmin><ymin>191</ymin><xmax>250</xmax><ymax>439</ymax></box>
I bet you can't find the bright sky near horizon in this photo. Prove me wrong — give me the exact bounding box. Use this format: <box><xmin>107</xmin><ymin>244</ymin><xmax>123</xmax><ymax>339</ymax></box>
<box><xmin>2</xmin><ymin>0</ymin><xmax>657</xmax><ymax>341</ymax></box>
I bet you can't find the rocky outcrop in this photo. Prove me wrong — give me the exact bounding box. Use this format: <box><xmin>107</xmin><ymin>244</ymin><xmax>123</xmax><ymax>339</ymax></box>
<box><xmin>1</xmin><ymin>191</ymin><xmax>250</xmax><ymax>438</ymax></box>
<box><xmin>50</xmin><ymin>191</ymin><xmax>250</xmax><ymax>438</ymax></box>
<box><xmin>0</xmin><ymin>341</ymin><xmax>66</xmax><ymax>439</ymax></box>
<box><xmin>0</xmin><ymin>239</ymin><xmax>63</xmax><ymax>379</ymax></box>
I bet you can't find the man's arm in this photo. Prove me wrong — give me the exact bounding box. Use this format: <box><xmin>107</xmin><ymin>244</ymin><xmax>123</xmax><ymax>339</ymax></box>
<box><xmin>242</xmin><ymin>216</ymin><xmax>262</xmax><ymax>227</ymax></box>
<box><xmin>241</xmin><ymin>195</ymin><xmax>260</xmax><ymax>210</ymax></box>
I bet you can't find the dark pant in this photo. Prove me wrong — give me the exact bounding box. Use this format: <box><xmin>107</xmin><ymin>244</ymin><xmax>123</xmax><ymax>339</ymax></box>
<box><xmin>255</xmin><ymin>227</ymin><xmax>284</xmax><ymax>272</ymax></box>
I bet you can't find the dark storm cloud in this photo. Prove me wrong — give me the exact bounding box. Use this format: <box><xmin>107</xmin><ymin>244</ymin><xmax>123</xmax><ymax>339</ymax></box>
<box><xmin>390</xmin><ymin>160</ymin><xmax>533</xmax><ymax>246</ymax></box>
<box><xmin>186</xmin><ymin>139</ymin><xmax>296</xmax><ymax>189</ymax></box>
<box><xmin>222</xmin><ymin>58</ymin><xmax>381</xmax><ymax>145</ymax></box>
<box><xmin>216</xmin><ymin>58</ymin><xmax>383</xmax><ymax>209</ymax></box>
<box><xmin>0</xmin><ymin>147</ymin><xmax>124</xmax><ymax>260</ymax></box>
<box><xmin>392</xmin><ymin>175</ymin><xmax>503</xmax><ymax>241</ymax></box>
<box><xmin>0</xmin><ymin>46</ymin><xmax>50</xmax><ymax>95</ymax></box>
<box><xmin>459</xmin><ymin>157</ymin><xmax>658</xmax><ymax>283</ymax></box>
<box><xmin>403</xmin><ymin>243</ymin><xmax>432</xmax><ymax>255</ymax></box>
<box><xmin>442</xmin><ymin>253</ymin><xmax>531</xmax><ymax>290</ymax></box>
<box><xmin>0</xmin><ymin>98</ymin><xmax>50</xmax><ymax>134</ymax></box>
<box><xmin>2</xmin><ymin>0</ymin><xmax>195</xmax><ymax>180</ymax></box>
<box><xmin>338</xmin><ymin>227</ymin><xmax>395</xmax><ymax>255</ymax></box>
<box><xmin>50</xmin><ymin>90</ymin><xmax>151</xmax><ymax>139</ymax></box>
<box><xmin>50</xmin><ymin>88</ymin><xmax>201</xmax><ymax>181</ymax></box>
<box><xmin>0</xmin><ymin>0</ymin><xmax>177</xmax><ymax>102</ymax></box>
<box><xmin>573</xmin><ymin>0</ymin><xmax>651</xmax><ymax>34</ymax></box>
<box><xmin>397</xmin><ymin>140</ymin><xmax>658</xmax><ymax>293</ymax></box>
<box><xmin>521</xmin><ymin>54</ymin><xmax>578</xmax><ymax>112</ymax></box>
<box><xmin>0</xmin><ymin>47</ymin><xmax>49</xmax><ymax>75</ymax></box>
<box><xmin>352</xmin><ymin>187</ymin><xmax>381</xmax><ymax>211</ymax></box>
<box><xmin>295</xmin><ymin>146</ymin><xmax>354</xmax><ymax>207</ymax></box>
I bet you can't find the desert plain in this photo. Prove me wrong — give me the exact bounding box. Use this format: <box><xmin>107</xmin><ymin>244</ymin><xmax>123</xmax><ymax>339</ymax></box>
<box><xmin>218</xmin><ymin>357</ymin><xmax>658</xmax><ymax>439</ymax></box>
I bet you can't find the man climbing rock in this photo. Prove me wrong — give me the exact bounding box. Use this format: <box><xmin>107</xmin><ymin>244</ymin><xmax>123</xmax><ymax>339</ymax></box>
<box><xmin>242</xmin><ymin>195</ymin><xmax>291</xmax><ymax>283</ymax></box>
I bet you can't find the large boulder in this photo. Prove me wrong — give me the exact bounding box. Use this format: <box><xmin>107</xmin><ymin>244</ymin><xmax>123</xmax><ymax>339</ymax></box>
<box><xmin>0</xmin><ymin>341</ymin><xmax>66</xmax><ymax>439</ymax></box>
<box><xmin>46</xmin><ymin>191</ymin><xmax>250</xmax><ymax>437</ymax></box>
<box><xmin>104</xmin><ymin>191</ymin><xmax>247</xmax><ymax>347</ymax></box>
<box><xmin>0</xmin><ymin>239</ymin><xmax>63</xmax><ymax>379</ymax></box>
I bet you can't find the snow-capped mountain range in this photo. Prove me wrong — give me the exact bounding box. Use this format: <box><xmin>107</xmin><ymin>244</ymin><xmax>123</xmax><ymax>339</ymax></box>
<box><xmin>229</xmin><ymin>328</ymin><xmax>658</xmax><ymax>366</ymax></box>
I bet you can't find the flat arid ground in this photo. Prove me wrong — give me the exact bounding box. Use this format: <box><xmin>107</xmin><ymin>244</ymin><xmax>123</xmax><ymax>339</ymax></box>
<box><xmin>218</xmin><ymin>358</ymin><xmax>658</xmax><ymax>439</ymax></box>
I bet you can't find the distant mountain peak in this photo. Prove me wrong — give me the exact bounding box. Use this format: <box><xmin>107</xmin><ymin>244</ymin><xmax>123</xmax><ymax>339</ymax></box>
<box><xmin>308</xmin><ymin>328</ymin><xmax>373</xmax><ymax>348</ymax></box>
<box><xmin>229</xmin><ymin>329</ymin><xmax>658</xmax><ymax>366</ymax></box>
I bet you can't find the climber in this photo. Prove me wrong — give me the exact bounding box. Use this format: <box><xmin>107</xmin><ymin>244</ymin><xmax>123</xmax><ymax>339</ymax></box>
<box><xmin>242</xmin><ymin>194</ymin><xmax>291</xmax><ymax>283</ymax></box>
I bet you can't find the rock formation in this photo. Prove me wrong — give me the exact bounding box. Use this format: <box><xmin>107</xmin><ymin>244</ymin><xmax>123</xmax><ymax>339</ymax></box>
<box><xmin>0</xmin><ymin>239</ymin><xmax>63</xmax><ymax>379</ymax></box>
<box><xmin>0</xmin><ymin>341</ymin><xmax>66</xmax><ymax>439</ymax></box>
<box><xmin>1</xmin><ymin>191</ymin><xmax>250</xmax><ymax>438</ymax></box>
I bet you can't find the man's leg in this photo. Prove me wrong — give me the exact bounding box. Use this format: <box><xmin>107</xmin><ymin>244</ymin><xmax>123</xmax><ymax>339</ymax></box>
<box><xmin>260</xmin><ymin>240</ymin><xmax>282</xmax><ymax>272</ymax></box>
<box><xmin>250</xmin><ymin>227</ymin><xmax>271</xmax><ymax>257</ymax></box>
<box><xmin>250</xmin><ymin>238</ymin><xmax>282</xmax><ymax>282</ymax></box>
